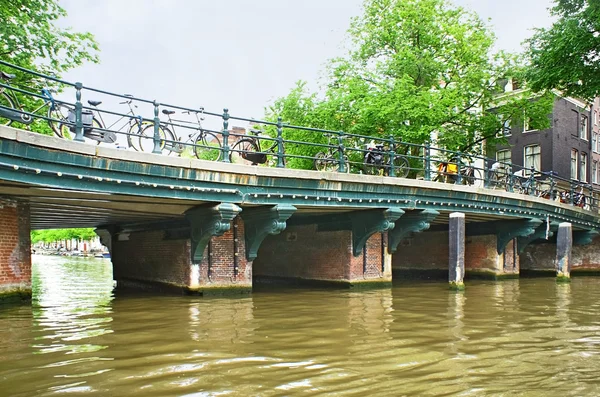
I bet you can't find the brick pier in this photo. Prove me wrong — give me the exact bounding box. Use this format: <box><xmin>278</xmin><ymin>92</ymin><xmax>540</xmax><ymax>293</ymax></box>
<box><xmin>0</xmin><ymin>200</ymin><xmax>31</xmax><ymax>301</ymax></box>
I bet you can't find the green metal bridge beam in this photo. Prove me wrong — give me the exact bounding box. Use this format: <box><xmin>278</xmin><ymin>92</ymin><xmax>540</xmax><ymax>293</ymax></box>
<box><xmin>185</xmin><ymin>203</ymin><xmax>242</xmax><ymax>263</ymax></box>
<box><xmin>388</xmin><ymin>209</ymin><xmax>440</xmax><ymax>254</ymax></box>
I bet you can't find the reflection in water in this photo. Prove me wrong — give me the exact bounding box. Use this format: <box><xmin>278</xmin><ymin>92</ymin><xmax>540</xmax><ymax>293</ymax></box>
<box><xmin>2</xmin><ymin>258</ymin><xmax>600</xmax><ymax>395</ymax></box>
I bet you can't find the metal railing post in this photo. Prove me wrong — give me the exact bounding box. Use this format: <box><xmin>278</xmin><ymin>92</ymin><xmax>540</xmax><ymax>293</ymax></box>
<box><xmin>276</xmin><ymin>117</ymin><xmax>285</xmax><ymax>168</ymax></box>
<box><xmin>424</xmin><ymin>144</ymin><xmax>431</xmax><ymax>181</ymax></box>
<box><xmin>221</xmin><ymin>108</ymin><xmax>230</xmax><ymax>163</ymax></box>
<box><xmin>528</xmin><ymin>166</ymin><xmax>536</xmax><ymax>196</ymax></box>
<box><xmin>74</xmin><ymin>82</ymin><xmax>85</xmax><ymax>142</ymax></box>
<box><xmin>388</xmin><ymin>135</ymin><xmax>396</xmax><ymax>177</ymax></box>
<box><xmin>337</xmin><ymin>131</ymin><xmax>346</xmax><ymax>173</ymax></box>
<box><xmin>455</xmin><ymin>153</ymin><xmax>462</xmax><ymax>185</ymax></box>
<box><xmin>570</xmin><ymin>182</ymin><xmax>575</xmax><ymax>205</ymax></box>
<box><xmin>483</xmin><ymin>159</ymin><xmax>490</xmax><ymax>188</ymax></box>
<box><xmin>152</xmin><ymin>101</ymin><xmax>162</xmax><ymax>154</ymax></box>
<box><xmin>550</xmin><ymin>174</ymin><xmax>556</xmax><ymax>201</ymax></box>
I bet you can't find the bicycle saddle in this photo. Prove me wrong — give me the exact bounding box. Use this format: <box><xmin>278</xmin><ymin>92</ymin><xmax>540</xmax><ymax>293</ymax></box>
<box><xmin>0</xmin><ymin>71</ymin><xmax>15</xmax><ymax>80</ymax></box>
<box><xmin>162</xmin><ymin>109</ymin><xmax>176</xmax><ymax>115</ymax></box>
<box><xmin>249</xmin><ymin>129</ymin><xmax>262</xmax><ymax>135</ymax></box>
<box><xmin>88</xmin><ymin>100</ymin><xmax>102</xmax><ymax>106</ymax></box>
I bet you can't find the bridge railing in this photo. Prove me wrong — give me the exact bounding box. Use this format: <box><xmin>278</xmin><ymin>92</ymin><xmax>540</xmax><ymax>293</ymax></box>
<box><xmin>0</xmin><ymin>59</ymin><xmax>598</xmax><ymax>212</ymax></box>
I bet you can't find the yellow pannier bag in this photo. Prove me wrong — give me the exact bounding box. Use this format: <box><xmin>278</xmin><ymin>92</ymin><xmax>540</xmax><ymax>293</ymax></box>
<box><xmin>447</xmin><ymin>163</ymin><xmax>458</xmax><ymax>174</ymax></box>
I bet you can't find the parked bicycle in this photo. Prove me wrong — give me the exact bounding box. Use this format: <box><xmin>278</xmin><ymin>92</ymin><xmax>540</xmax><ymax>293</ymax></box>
<box><xmin>434</xmin><ymin>157</ymin><xmax>482</xmax><ymax>185</ymax></box>
<box><xmin>84</xmin><ymin>95</ymin><xmax>150</xmax><ymax>149</ymax></box>
<box><xmin>139</xmin><ymin>108</ymin><xmax>222</xmax><ymax>160</ymax></box>
<box><xmin>229</xmin><ymin>128</ymin><xmax>282</xmax><ymax>166</ymax></box>
<box><xmin>0</xmin><ymin>70</ymin><xmax>68</xmax><ymax>134</ymax></box>
<box><xmin>362</xmin><ymin>140</ymin><xmax>410</xmax><ymax>177</ymax></box>
<box><xmin>314</xmin><ymin>133</ymin><xmax>349</xmax><ymax>172</ymax></box>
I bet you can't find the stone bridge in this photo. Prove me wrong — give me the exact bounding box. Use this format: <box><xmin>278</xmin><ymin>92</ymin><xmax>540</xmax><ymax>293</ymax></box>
<box><xmin>1</xmin><ymin>125</ymin><xmax>599</xmax><ymax>299</ymax></box>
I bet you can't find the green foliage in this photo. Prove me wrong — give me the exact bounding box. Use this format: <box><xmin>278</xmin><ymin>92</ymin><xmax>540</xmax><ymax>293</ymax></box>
<box><xmin>267</xmin><ymin>0</ymin><xmax>553</xmax><ymax>169</ymax></box>
<box><xmin>1</xmin><ymin>0</ymin><xmax>99</xmax><ymax>133</ymax></box>
<box><xmin>31</xmin><ymin>228</ymin><xmax>96</xmax><ymax>244</ymax></box>
<box><xmin>526</xmin><ymin>0</ymin><xmax>600</xmax><ymax>100</ymax></box>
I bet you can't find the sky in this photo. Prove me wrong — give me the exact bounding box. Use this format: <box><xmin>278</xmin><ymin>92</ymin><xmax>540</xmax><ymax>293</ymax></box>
<box><xmin>58</xmin><ymin>0</ymin><xmax>555</xmax><ymax>130</ymax></box>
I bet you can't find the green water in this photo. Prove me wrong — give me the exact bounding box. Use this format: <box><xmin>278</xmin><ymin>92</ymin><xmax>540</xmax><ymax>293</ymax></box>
<box><xmin>2</xmin><ymin>256</ymin><xmax>600</xmax><ymax>396</ymax></box>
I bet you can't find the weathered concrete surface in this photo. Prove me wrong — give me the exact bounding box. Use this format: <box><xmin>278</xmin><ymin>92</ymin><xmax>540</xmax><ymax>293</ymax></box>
<box><xmin>449</xmin><ymin>213</ymin><xmax>465</xmax><ymax>290</ymax></box>
<box><xmin>555</xmin><ymin>222</ymin><xmax>572</xmax><ymax>281</ymax></box>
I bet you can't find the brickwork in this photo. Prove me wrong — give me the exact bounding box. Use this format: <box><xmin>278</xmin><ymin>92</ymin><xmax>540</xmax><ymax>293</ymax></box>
<box><xmin>0</xmin><ymin>200</ymin><xmax>31</xmax><ymax>299</ymax></box>
<box><xmin>522</xmin><ymin>235</ymin><xmax>600</xmax><ymax>273</ymax></box>
<box><xmin>112</xmin><ymin>230</ymin><xmax>191</xmax><ymax>289</ymax></box>
<box><xmin>197</xmin><ymin>216</ymin><xmax>252</xmax><ymax>290</ymax></box>
<box><xmin>393</xmin><ymin>230</ymin><xmax>516</xmax><ymax>277</ymax></box>
<box><xmin>253</xmin><ymin>224</ymin><xmax>390</xmax><ymax>285</ymax></box>
<box><xmin>112</xmin><ymin>216</ymin><xmax>252</xmax><ymax>293</ymax></box>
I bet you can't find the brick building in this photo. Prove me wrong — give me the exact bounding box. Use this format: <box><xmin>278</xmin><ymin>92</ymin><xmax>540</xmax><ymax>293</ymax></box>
<box><xmin>492</xmin><ymin>86</ymin><xmax>596</xmax><ymax>185</ymax></box>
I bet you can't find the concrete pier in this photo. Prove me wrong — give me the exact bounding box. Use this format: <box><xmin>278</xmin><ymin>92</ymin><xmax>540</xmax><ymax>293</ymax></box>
<box><xmin>449</xmin><ymin>212</ymin><xmax>465</xmax><ymax>290</ymax></box>
<box><xmin>555</xmin><ymin>222</ymin><xmax>572</xmax><ymax>282</ymax></box>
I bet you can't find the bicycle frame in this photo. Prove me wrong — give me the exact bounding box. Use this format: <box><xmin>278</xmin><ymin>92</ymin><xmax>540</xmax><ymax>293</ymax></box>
<box><xmin>0</xmin><ymin>80</ymin><xmax>58</xmax><ymax>124</ymax></box>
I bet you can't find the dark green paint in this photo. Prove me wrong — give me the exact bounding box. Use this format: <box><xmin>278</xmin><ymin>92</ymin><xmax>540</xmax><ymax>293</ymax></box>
<box><xmin>241</xmin><ymin>204</ymin><xmax>296</xmax><ymax>261</ymax></box>
<box><xmin>185</xmin><ymin>203</ymin><xmax>241</xmax><ymax>263</ymax></box>
<box><xmin>350</xmin><ymin>208</ymin><xmax>404</xmax><ymax>257</ymax></box>
<box><xmin>496</xmin><ymin>219</ymin><xmax>543</xmax><ymax>254</ymax></box>
<box><xmin>388</xmin><ymin>209</ymin><xmax>439</xmax><ymax>254</ymax></box>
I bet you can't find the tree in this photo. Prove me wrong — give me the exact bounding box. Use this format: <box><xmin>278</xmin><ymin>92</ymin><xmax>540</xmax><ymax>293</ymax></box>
<box><xmin>267</xmin><ymin>0</ymin><xmax>552</xmax><ymax>170</ymax></box>
<box><xmin>526</xmin><ymin>0</ymin><xmax>600</xmax><ymax>100</ymax></box>
<box><xmin>1</xmin><ymin>0</ymin><xmax>99</xmax><ymax>134</ymax></box>
<box><xmin>1</xmin><ymin>0</ymin><xmax>99</xmax><ymax>75</ymax></box>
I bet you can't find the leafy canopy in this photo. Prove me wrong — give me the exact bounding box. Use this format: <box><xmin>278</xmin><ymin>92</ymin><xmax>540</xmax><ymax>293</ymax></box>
<box><xmin>31</xmin><ymin>228</ymin><xmax>98</xmax><ymax>244</ymax></box>
<box><xmin>526</xmin><ymin>0</ymin><xmax>600</xmax><ymax>100</ymax></box>
<box><xmin>267</xmin><ymin>0</ymin><xmax>551</xmax><ymax>169</ymax></box>
<box><xmin>0</xmin><ymin>0</ymin><xmax>99</xmax><ymax>75</ymax></box>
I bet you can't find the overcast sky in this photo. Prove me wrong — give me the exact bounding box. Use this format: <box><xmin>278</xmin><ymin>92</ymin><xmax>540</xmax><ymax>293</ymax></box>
<box><xmin>58</xmin><ymin>0</ymin><xmax>554</xmax><ymax>128</ymax></box>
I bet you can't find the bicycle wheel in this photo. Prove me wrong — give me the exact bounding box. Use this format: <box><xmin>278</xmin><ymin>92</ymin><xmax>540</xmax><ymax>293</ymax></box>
<box><xmin>463</xmin><ymin>167</ymin><xmax>483</xmax><ymax>186</ymax></box>
<box><xmin>0</xmin><ymin>92</ymin><xmax>15</xmax><ymax>126</ymax></box>
<box><xmin>390</xmin><ymin>156</ymin><xmax>410</xmax><ymax>177</ymax></box>
<box><xmin>127</xmin><ymin>120</ymin><xmax>154</xmax><ymax>151</ymax></box>
<box><xmin>47</xmin><ymin>102</ymin><xmax>72</xmax><ymax>138</ymax></box>
<box><xmin>139</xmin><ymin>124</ymin><xmax>173</xmax><ymax>154</ymax></box>
<box><xmin>193</xmin><ymin>131</ymin><xmax>221</xmax><ymax>161</ymax></box>
<box><xmin>230</xmin><ymin>138</ymin><xmax>260</xmax><ymax>165</ymax></box>
<box><xmin>315</xmin><ymin>151</ymin><xmax>344</xmax><ymax>172</ymax></box>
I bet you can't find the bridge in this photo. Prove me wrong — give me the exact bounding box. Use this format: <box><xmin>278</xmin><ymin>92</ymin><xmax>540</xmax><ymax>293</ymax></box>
<box><xmin>1</xmin><ymin>61</ymin><xmax>600</xmax><ymax>300</ymax></box>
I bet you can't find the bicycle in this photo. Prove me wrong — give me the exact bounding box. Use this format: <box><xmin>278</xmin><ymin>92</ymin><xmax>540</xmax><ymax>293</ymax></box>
<box><xmin>0</xmin><ymin>70</ymin><xmax>71</xmax><ymax>135</ymax></box>
<box><xmin>229</xmin><ymin>128</ymin><xmax>282</xmax><ymax>166</ymax></box>
<box><xmin>85</xmin><ymin>94</ymin><xmax>150</xmax><ymax>149</ymax></box>
<box><xmin>314</xmin><ymin>133</ymin><xmax>349</xmax><ymax>172</ymax></box>
<box><xmin>362</xmin><ymin>140</ymin><xmax>410</xmax><ymax>177</ymax></box>
<box><xmin>138</xmin><ymin>108</ymin><xmax>222</xmax><ymax>160</ymax></box>
<box><xmin>433</xmin><ymin>157</ymin><xmax>482</xmax><ymax>185</ymax></box>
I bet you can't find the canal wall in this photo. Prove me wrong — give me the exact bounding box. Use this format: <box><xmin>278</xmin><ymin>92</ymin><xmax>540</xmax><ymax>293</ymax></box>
<box><xmin>392</xmin><ymin>230</ymin><xmax>518</xmax><ymax>279</ymax></box>
<box><xmin>521</xmin><ymin>235</ymin><xmax>600</xmax><ymax>275</ymax></box>
<box><xmin>253</xmin><ymin>224</ymin><xmax>391</xmax><ymax>288</ymax></box>
<box><xmin>111</xmin><ymin>216</ymin><xmax>252</xmax><ymax>294</ymax></box>
<box><xmin>0</xmin><ymin>200</ymin><xmax>31</xmax><ymax>301</ymax></box>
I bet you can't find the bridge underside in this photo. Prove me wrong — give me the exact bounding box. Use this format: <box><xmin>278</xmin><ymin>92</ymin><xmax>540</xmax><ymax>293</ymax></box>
<box><xmin>1</xmin><ymin>126</ymin><xmax>600</xmax><ymax>298</ymax></box>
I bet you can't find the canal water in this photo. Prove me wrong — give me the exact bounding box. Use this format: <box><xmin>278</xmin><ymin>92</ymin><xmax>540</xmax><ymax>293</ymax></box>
<box><xmin>2</xmin><ymin>257</ymin><xmax>600</xmax><ymax>396</ymax></box>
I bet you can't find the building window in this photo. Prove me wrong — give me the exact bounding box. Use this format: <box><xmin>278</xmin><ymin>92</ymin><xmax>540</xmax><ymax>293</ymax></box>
<box><xmin>572</xmin><ymin>110</ymin><xmax>580</xmax><ymax>137</ymax></box>
<box><xmin>524</xmin><ymin>145</ymin><xmax>541</xmax><ymax>172</ymax></box>
<box><xmin>594</xmin><ymin>132</ymin><xmax>599</xmax><ymax>153</ymax></box>
<box><xmin>593</xmin><ymin>161</ymin><xmax>598</xmax><ymax>184</ymax></box>
<box><xmin>580</xmin><ymin>115</ymin><xmax>589</xmax><ymax>140</ymax></box>
<box><xmin>571</xmin><ymin>149</ymin><xmax>578</xmax><ymax>179</ymax></box>
<box><xmin>502</xmin><ymin>118</ymin><xmax>511</xmax><ymax>136</ymax></box>
<box><xmin>595</xmin><ymin>110</ymin><xmax>598</xmax><ymax>125</ymax></box>
<box><xmin>581</xmin><ymin>152</ymin><xmax>588</xmax><ymax>182</ymax></box>
<box><xmin>496</xmin><ymin>149</ymin><xmax>511</xmax><ymax>164</ymax></box>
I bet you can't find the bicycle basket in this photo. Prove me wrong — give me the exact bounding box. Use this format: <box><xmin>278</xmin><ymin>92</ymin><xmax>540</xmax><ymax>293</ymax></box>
<box><xmin>67</xmin><ymin>109</ymin><xmax>94</xmax><ymax>132</ymax></box>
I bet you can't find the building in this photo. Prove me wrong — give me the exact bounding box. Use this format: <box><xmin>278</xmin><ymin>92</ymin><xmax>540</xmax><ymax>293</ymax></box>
<box><xmin>492</xmin><ymin>88</ymin><xmax>595</xmax><ymax>188</ymax></box>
